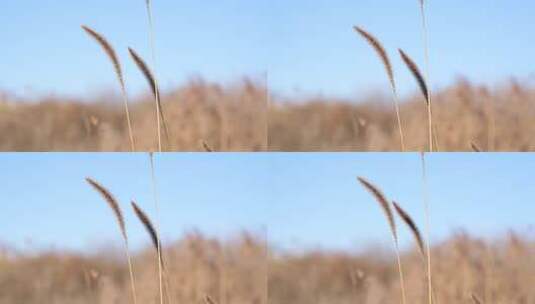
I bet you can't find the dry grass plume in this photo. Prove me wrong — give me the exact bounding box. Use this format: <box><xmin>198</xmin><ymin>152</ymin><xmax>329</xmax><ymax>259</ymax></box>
<box><xmin>354</xmin><ymin>26</ymin><xmax>405</xmax><ymax>151</ymax></box>
<box><xmin>357</xmin><ymin>177</ymin><xmax>406</xmax><ymax>304</ymax></box>
<box><xmin>81</xmin><ymin>26</ymin><xmax>136</xmax><ymax>151</ymax></box>
<box><xmin>128</xmin><ymin>48</ymin><xmax>170</xmax><ymax>149</ymax></box>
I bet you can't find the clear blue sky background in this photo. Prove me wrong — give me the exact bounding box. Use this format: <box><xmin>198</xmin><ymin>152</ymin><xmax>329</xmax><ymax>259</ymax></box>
<box><xmin>1</xmin><ymin>153</ymin><xmax>533</xmax><ymax>253</ymax></box>
<box><xmin>2</xmin><ymin>1</ymin><xmax>534</xmax><ymax>99</ymax></box>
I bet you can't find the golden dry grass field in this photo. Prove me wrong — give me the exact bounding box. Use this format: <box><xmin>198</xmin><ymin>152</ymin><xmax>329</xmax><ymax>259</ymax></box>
<box><xmin>1</xmin><ymin>233</ymin><xmax>532</xmax><ymax>304</ymax></box>
<box><xmin>1</xmin><ymin>79</ymin><xmax>534</xmax><ymax>151</ymax></box>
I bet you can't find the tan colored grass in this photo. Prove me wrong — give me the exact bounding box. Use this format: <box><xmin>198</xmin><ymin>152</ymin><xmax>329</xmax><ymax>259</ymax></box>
<box><xmin>204</xmin><ymin>295</ymin><xmax>217</xmax><ymax>304</ymax></box>
<box><xmin>144</xmin><ymin>0</ymin><xmax>164</xmax><ymax>153</ymax></box>
<box><xmin>399</xmin><ymin>49</ymin><xmax>433</xmax><ymax>152</ymax></box>
<box><xmin>392</xmin><ymin>201</ymin><xmax>425</xmax><ymax>257</ymax></box>
<box><xmin>357</xmin><ymin>177</ymin><xmax>397</xmax><ymax>241</ymax></box>
<box><xmin>471</xmin><ymin>141</ymin><xmax>482</xmax><ymax>152</ymax></box>
<box><xmin>420</xmin><ymin>153</ymin><xmax>433</xmax><ymax>304</ymax></box>
<box><xmin>131</xmin><ymin>200</ymin><xmax>162</xmax><ymax>263</ymax></box>
<box><xmin>202</xmin><ymin>140</ymin><xmax>214</xmax><ymax>152</ymax></box>
<box><xmin>2</xmin><ymin>80</ymin><xmax>534</xmax><ymax>151</ymax></box>
<box><xmin>148</xmin><ymin>152</ymin><xmax>166</xmax><ymax>304</ymax></box>
<box><xmin>85</xmin><ymin>178</ymin><xmax>127</xmax><ymax>240</ymax></box>
<box><xmin>399</xmin><ymin>50</ymin><xmax>429</xmax><ymax>103</ymax></box>
<box><xmin>354</xmin><ymin>26</ymin><xmax>405</xmax><ymax>151</ymax></box>
<box><xmin>81</xmin><ymin>26</ymin><xmax>136</xmax><ymax>151</ymax></box>
<box><xmin>128</xmin><ymin>48</ymin><xmax>170</xmax><ymax>150</ymax></box>
<box><xmin>471</xmin><ymin>293</ymin><xmax>483</xmax><ymax>304</ymax></box>
<box><xmin>357</xmin><ymin>177</ymin><xmax>406</xmax><ymax>304</ymax></box>
<box><xmin>85</xmin><ymin>177</ymin><xmax>138</xmax><ymax>304</ymax></box>
<box><xmin>417</xmin><ymin>0</ymin><xmax>438</xmax><ymax>151</ymax></box>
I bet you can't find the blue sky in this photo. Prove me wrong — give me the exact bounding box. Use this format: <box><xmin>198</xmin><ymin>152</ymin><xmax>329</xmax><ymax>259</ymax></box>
<box><xmin>1</xmin><ymin>1</ymin><xmax>534</xmax><ymax>99</ymax></box>
<box><xmin>1</xmin><ymin>153</ymin><xmax>533</xmax><ymax>253</ymax></box>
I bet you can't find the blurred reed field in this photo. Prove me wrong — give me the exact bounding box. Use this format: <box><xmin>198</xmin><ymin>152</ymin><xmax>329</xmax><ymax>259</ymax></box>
<box><xmin>0</xmin><ymin>233</ymin><xmax>268</xmax><ymax>304</ymax></box>
<box><xmin>1</xmin><ymin>78</ymin><xmax>535</xmax><ymax>151</ymax></box>
<box><xmin>1</xmin><ymin>233</ymin><xmax>532</xmax><ymax>304</ymax></box>
<box><xmin>269</xmin><ymin>232</ymin><xmax>534</xmax><ymax>304</ymax></box>
<box><xmin>0</xmin><ymin>79</ymin><xmax>268</xmax><ymax>151</ymax></box>
<box><xmin>268</xmin><ymin>79</ymin><xmax>535</xmax><ymax>151</ymax></box>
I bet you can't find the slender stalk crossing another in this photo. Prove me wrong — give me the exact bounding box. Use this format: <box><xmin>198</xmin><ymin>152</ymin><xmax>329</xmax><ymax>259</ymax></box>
<box><xmin>399</xmin><ymin>49</ymin><xmax>432</xmax><ymax>152</ymax></box>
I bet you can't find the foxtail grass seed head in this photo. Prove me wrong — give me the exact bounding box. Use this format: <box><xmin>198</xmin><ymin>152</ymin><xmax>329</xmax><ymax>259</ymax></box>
<box><xmin>393</xmin><ymin>201</ymin><xmax>425</xmax><ymax>257</ymax></box>
<box><xmin>357</xmin><ymin>177</ymin><xmax>397</xmax><ymax>242</ymax></box>
<box><xmin>86</xmin><ymin>177</ymin><xmax>127</xmax><ymax>242</ymax></box>
<box><xmin>399</xmin><ymin>49</ymin><xmax>429</xmax><ymax>103</ymax></box>
<box><xmin>81</xmin><ymin>26</ymin><xmax>125</xmax><ymax>92</ymax></box>
<box><xmin>131</xmin><ymin>200</ymin><xmax>162</xmax><ymax>262</ymax></box>
<box><xmin>128</xmin><ymin>47</ymin><xmax>170</xmax><ymax>146</ymax></box>
<box><xmin>128</xmin><ymin>48</ymin><xmax>158</xmax><ymax>98</ymax></box>
<box><xmin>354</xmin><ymin>26</ymin><xmax>396</xmax><ymax>92</ymax></box>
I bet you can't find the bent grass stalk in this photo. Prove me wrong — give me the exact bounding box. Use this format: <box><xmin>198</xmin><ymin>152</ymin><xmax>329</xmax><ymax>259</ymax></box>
<box><xmin>392</xmin><ymin>201</ymin><xmax>425</xmax><ymax>257</ymax></box>
<box><xmin>85</xmin><ymin>178</ymin><xmax>137</xmax><ymax>304</ymax></box>
<box><xmin>357</xmin><ymin>177</ymin><xmax>407</xmax><ymax>304</ymax></box>
<box><xmin>393</xmin><ymin>200</ymin><xmax>438</xmax><ymax>303</ymax></box>
<box><xmin>128</xmin><ymin>48</ymin><xmax>170</xmax><ymax>151</ymax></box>
<box><xmin>81</xmin><ymin>26</ymin><xmax>136</xmax><ymax>151</ymax></box>
<box><xmin>399</xmin><ymin>49</ymin><xmax>433</xmax><ymax>151</ymax></box>
<box><xmin>354</xmin><ymin>26</ymin><xmax>405</xmax><ymax>151</ymax></box>
<box><xmin>131</xmin><ymin>200</ymin><xmax>170</xmax><ymax>304</ymax></box>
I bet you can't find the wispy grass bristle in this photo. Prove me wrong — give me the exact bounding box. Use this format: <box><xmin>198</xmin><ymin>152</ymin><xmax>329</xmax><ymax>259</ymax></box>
<box><xmin>393</xmin><ymin>201</ymin><xmax>425</xmax><ymax>257</ymax></box>
<box><xmin>399</xmin><ymin>49</ymin><xmax>429</xmax><ymax>103</ymax></box>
